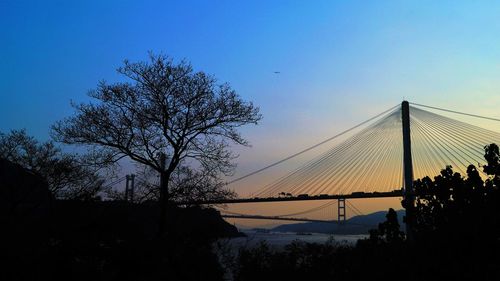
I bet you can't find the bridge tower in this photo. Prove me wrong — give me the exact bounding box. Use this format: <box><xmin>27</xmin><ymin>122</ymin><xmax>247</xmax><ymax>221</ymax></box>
<box><xmin>338</xmin><ymin>198</ymin><xmax>346</xmax><ymax>224</ymax></box>
<box><xmin>401</xmin><ymin>101</ymin><xmax>415</xmax><ymax>240</ymax></box>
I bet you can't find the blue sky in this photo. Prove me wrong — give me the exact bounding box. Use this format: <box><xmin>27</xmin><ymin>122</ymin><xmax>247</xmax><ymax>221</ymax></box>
<box><xmin>2</xmin><ymin>1</ymin><xmax>500</xmax><ymax>202</ymax></box>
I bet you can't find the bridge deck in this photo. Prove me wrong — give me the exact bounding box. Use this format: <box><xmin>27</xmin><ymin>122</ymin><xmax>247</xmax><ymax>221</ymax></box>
<box><xmin>221</xmin><ymin>214</ymin><xmax>334</xmax><ymax>223</ymax></box>
<box><xmin>175</xmin><ymin>190</ymin><xmax>403</xmax><ymax>205</ymax></box>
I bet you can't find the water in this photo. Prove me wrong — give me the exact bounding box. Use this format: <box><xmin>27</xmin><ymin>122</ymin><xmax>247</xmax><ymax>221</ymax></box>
<box><xmin>214</xmin><ymin>231</ymin><xmax>368</xmax><ymax>280</ymax></box>
<box><xmin>222</xmin><ymin>230</ymin><xmax>368</xmax><ymax>250</ymax></box>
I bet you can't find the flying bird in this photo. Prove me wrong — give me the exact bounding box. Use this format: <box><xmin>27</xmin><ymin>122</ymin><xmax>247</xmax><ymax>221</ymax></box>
<box><xmin>274</xmin><ymin>71</ymin><xmax>280</xmax><ymax>74</ymax></box>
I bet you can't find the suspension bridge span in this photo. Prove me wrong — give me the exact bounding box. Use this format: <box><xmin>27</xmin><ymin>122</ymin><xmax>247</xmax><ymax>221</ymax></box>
<box><xmin>220</xmin><ymin>215</ymin><xmax>333</xmax><ymax>223</ymax></box>
<box><xmin>215</xmin><ymin>198</ymin><xmax>368</xmax><ymax>225</ymax></box>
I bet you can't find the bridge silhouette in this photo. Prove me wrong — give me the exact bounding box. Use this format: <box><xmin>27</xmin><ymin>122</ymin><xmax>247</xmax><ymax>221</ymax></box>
<box><xmin>215</xmin><ymin>196</ymin><xmax>373</xmax><ymax>225</ymax></box>
<box><xmin>176</xmin><ymin>101</ymin><xmax>500</xmax><ymax>231</ymax></box>
<box><xmin>221</xmin><ymin>214</ymin><xmax>333</xmax><ymax>223</ymax></box>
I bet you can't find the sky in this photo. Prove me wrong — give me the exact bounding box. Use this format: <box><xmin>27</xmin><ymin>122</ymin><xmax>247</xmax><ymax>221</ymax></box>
<box><xmin>2</xmin><ymin>0</ymin><xmax>500</xmax><ymax>226</ymax></box>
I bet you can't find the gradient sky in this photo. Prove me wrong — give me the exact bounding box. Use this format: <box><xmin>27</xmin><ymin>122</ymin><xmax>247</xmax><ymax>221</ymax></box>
<box><xmin>2</xmin><ymin>1</ymin><xmax>500</xmax><ymax>226</ymax></box>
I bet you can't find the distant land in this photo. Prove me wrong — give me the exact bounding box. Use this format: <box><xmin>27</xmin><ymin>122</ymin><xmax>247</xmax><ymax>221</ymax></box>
<box><xmin>268</xmin><ymin>210</ymin><xmax>405</xmax><ymax>235</ymax></box>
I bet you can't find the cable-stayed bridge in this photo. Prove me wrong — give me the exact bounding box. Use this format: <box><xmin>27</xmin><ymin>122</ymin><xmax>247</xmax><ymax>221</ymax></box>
<box><xmin>116</xmin><ymin>101</ymin><xmax>499</xmax><ymax>231</ymax></box>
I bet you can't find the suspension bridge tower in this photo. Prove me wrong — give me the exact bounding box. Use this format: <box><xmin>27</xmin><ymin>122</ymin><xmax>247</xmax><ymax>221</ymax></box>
<box><xmin>401</xmin><ymin>101</ymin><xmax>415</xmax><ymax>240</ymax></box>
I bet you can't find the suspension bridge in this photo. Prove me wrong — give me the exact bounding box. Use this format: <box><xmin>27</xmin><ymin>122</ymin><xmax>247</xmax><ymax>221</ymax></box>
<box><xmin>110</xmin><ymin>101</ymin><xmax>500</xmax><ymax>232</ymax></box>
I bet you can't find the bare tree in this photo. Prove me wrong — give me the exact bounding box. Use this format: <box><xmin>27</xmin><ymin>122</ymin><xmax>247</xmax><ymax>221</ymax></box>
<box><xmin>0</xmin><ymin>129</ymin><xmax>109</xmax><ymax>199</ymax></box>
<box><xmin>52</xmin><ymin>53</ymin><xmax>262</xmax><ymax>233</ymax></box>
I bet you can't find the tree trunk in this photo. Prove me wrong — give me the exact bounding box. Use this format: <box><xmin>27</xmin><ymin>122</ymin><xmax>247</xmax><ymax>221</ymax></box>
<box><xmin>159</xmin><ymin>170</ymin><xmax>170</xmax><ymax>237</ymax></box>
<box><xmin>158</xmin><ymin>153</ymin><xmax>170</xmax><ymax>237</ymax></box>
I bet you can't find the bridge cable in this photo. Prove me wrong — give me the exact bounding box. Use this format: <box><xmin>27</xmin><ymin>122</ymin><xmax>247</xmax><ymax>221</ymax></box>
<box><xmin>414</xmin><ymin>109</ymin><xmax>489</xmax><ymax>170</ymax></box>
<box><xmin>346</xmin><ymin>200</ymin><xmax>364</xmax><ymax>216</ymax></box>
<box><xmin>410</xmin><ymin>102</ymin><xmax>500</xmax><ymax>123</ymax></box>
<box><xmin>411</xmin><ymin>106</ymin><xmax>500</xmax><ymax>176</ymax></box>
<box><xmin>237</xmin><ymin>103</ymin><xmax>500</xmax><ymax>202</ymax></box>
<box><xmin>255</xmin><ymin>107</ymin><xmax>403</xmax><ymax>197</ymax></box>
<box><xmin>101</xmin><ymin>176</ymin><xmax>127</xmax><ymax>190</ymax></box>
<box><xmin>252</xmin><ymin>107</ymin><xmax>399</xmax><ymax>196</ymax></box>
<box><xmin>227</xmin><ymin>104</ymin><xmax>400</xmax><ymax>185</ymax></box>
<box><xmin>215</xmin><ymin>200</ymin><xmax>337</xmax><ymax>218</ymax></box>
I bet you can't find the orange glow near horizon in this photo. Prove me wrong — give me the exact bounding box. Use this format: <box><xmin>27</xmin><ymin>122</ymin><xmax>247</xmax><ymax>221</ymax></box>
<box><xmin>222</xmin><ymin>105</ymin><xmax>500</xmax><ymax>228</ymax></box>
<box><xmin>222</xmin><ymin>197</ymin><xmax>403</xmax><ymax>228</ymax></box>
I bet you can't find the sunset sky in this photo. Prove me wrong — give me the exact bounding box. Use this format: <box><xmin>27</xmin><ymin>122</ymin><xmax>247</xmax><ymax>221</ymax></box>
<box><xmin>2</xmin><ymin>1</ymin><xmax>500</xmax><ymax>227</ymax></box>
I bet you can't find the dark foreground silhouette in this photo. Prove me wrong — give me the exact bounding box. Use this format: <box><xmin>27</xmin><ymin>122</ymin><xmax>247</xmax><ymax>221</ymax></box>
<box><xmin>232</xmin><ymin>208</ymin><xmax>499</xmax><ymax>281</ymax></box>
<box><xmin>3</xmin><ymin>144</ymin><xmax>500</xmax><ymax>280</ymax></box>
<box><xmin>0</xmin><ymin>158</ymin><xmax>242</xmax><ymax>281</ymax></box>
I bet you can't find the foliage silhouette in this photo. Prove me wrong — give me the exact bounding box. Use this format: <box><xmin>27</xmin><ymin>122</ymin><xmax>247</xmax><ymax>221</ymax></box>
<box><xmin>368</xmin><ymin>208</ymin><xmax>405</xmax><ymax>244</ymax></box>
<box><xmin>0</xmin><ymin>129</ymin><xmax>109</xmax><ymax>199</ymax></box>
<box><xmin>412</xmin><ymin>143</ymin><xmax>500</xmax><ymax>246</ymax></box>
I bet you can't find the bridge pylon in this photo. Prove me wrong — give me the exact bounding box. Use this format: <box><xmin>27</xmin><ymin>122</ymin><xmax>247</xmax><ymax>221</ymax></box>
<box><xmin>338</xmin><ymin>198</ymin><xmax>346</xmax><ymax>224</ymax></box>
<box><xmin>401</xmin><ymin>101</ymin><xmax>415</xmax><ymax>241</ymax></box>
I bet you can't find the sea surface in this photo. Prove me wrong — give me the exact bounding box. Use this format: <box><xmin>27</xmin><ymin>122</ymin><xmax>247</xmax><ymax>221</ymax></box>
<box><xmin>214</xmin><ymin>231</ymin><xmax>368</xmax><ymax>280</ymax></box>
<box><xmin>219</xmin><ymin>230</ymin><xmax>368</xmax><ymax>250</ymax></box>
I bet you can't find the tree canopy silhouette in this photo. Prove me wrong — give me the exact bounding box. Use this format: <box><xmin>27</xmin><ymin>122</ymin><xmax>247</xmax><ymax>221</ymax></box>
<box><xmin>52</xmin><ymin>53</ymin><xmax>262</xmax><ymax>229</ymax></box>
<box><xmin>368</xmin><ymin>208</ymin><xmax>405</xmax><ymax>244</ymax></box>
<box><xmin>410</xmin><ymin>143</ymin><xmax>500</xmax><ymax>247</ymax></box>
<box><xmin>0</xmin><ymin>129</ymin><xmax>107</xmax><ymax>199</ymax></box>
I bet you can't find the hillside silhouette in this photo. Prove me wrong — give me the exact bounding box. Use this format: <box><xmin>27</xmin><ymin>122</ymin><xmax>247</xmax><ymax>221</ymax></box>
<box><xmin>272</xmin><ymin>209</ymin><xmax>405</xmax><ymax>234</ymax></box>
